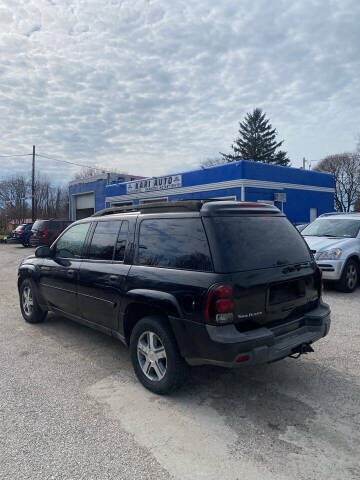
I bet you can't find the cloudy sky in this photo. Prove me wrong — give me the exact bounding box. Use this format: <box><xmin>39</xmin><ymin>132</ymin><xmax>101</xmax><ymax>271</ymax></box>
<box><xmin>0</xmin><ymin>0</ymin><xmax>359</xmax><ymax>184</ymax></box>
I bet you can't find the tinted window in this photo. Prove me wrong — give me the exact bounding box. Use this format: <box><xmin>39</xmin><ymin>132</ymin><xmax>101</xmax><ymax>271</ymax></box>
<box><xmin>55</xmin><ymin>223</ymin><xmax>90</xmax><ymax>258</ymax></box>
<box><xmin>87</xmin><ymin>221</ymin><xmax>120</xmax><ymax>260</ymax></box>
<box><xmin>49</xmin><ymin>221</ymin><xmax>60</xmax><ymax>230</ymax></box>
<box><xmin>115</xmin><ymin>221</ymin><xmax>129</xmax><ymax>261</ymax></box>
<box><xmin>302</xmin><ymin>218</ymin><xmax>360</xmax><ymax>238</ymax></box>
<box><xmin>204</xmin><ymin>216</ymin><xmax>311</xmax><ymax>273</ymax></box>
<box><xmin>32</xmin><ymin>220</ymin><xmax>47</xmax><ymax>231</ymax></box>
<box><xmin>15</xmin><ymin>225</ymin><xmax>26</xmax><ymax>231</ymax></box>
<box><xmin>137</xmin><ymin>218</ymin><xmax>212</xmax><ymax>271</ymax></box>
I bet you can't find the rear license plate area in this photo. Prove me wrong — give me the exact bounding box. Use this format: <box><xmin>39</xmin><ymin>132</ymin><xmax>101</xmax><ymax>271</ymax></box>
<box><xmin>269</xmin><ymin>279</ymin><xmax>305</xmax><ymax>305</ymax></box>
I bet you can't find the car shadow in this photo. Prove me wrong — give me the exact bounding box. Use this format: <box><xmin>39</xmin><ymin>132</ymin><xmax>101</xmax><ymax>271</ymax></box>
<box><xmin>36</xmin><ymin>311</ymin><xmax>359</xmax><ymax>477</ymax></box>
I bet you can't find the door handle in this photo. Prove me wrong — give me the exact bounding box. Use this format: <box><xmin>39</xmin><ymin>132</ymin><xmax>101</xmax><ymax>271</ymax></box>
<box><xmin>108</xmin><ymin>275</ymin><xmax>119</xmax><ymax>284</ymax></box>
<box><xmin>67</xmin><ymin>269</ymin><xmax>75</xmax><ymax>278</ymax></box>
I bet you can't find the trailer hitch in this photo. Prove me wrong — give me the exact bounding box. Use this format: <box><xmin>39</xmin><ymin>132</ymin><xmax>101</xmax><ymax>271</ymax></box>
<box><xmin>289</xmin><ymin>343</ymin><xmax>314</xmax><ymax>359</ymax></box>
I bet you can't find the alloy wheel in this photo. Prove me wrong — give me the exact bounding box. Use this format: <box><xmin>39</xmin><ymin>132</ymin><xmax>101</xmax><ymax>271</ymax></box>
<box><xmin>22</xmin><ymin>286</ymin><xmax>34</xmax><ymax>316</ymax></box>
<box><xmin>346</xmin><ymin>264</ymin><xmax>358</xmax><ymax>290</ymax></box>
<box><xmin>137</xmin><ymin>331</ymin><xmax>167</xmax><ymax>381</ymax></box>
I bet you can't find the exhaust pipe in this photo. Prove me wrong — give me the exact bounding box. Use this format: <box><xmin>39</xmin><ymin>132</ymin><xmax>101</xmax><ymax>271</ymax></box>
<box><xmin>289</xmin><ymin>343</ymin><xmax>314</xmax><ymax>359</ymax></box>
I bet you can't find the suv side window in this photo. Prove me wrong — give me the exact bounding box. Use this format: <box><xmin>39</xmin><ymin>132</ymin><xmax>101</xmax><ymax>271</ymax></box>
<box><xmin>114</xmin><ymin>221</ymin><xmax>129</xmax><ymax>262</ymax></box>
<box><xmin>55</xmin><ymin>223</ymin><xmax>90</xmax><ymax>259</ymax></box>
<box><xmin>50</xmin><ymin>221</ymin><xmax>60</xmax><ymax>230</ymax></box>
<box><xmin>87</xmin><ymin>221</ymin><xmax>121</xmax><ymax>260</ymax></box>
<box><xmin>137</xmin><ymin>218</ymin><xmax>213</xmax><ymax>271</ymax></box>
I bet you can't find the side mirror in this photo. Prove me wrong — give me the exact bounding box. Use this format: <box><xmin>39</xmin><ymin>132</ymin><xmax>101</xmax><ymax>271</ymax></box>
<box><xmin>35</xmin><ymin>246</ymin><xmax>53</xmax><ymax>258</ymax></box>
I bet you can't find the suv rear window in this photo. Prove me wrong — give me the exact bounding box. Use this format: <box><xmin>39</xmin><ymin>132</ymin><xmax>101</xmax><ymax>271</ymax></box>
<box><xmin>137</xmin><ymin>218</ymin><xmax>213</xmax><ymax>271</ymax></box>
<box><xmin>32</xmin><ymin>220</ymin><xmax>48</xmax><ymax>231</ymax></box>
<box><xmin>49</xmin><ymin>221</ymin><xmax>60</xmax><ymax>230</ymax></box>
<box><xmin>204</xmin><ymin>216</ymin><xmax>311</xmax><ymax>273</ymax></box>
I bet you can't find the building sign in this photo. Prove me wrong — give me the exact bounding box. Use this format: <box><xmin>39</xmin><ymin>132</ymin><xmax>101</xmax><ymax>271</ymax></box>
<box><xmin>126</xmin><ymin>175</ymin><xmax>182</xmax><ymax>194</ymax></box>
<box><xmin>274</xmin><ymin>192</ymin><xmax>287</xmax><ymax>202</ymax></box>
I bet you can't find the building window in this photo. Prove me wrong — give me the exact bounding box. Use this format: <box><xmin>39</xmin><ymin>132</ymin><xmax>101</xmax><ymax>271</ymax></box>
<box><xmin>139</xmin><ymin>197</ymin><xmax>168</xmax><ymax>204</ymax></box>
<box><xmin>210</xmin><ymin>196</ymin><xmax>236</xmax><ymax>201</ymax></box>
<box><xmin>111</xmin><ymin>201</ymin><xmax>133</xmax><ymax>207</ymax></box>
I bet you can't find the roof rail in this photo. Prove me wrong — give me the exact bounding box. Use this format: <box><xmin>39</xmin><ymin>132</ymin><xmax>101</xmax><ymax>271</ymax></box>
<box><xmin>319</xmin><ymin>211</ymin><xmax>360</xmax><ymax>217</ymax></box>
<box><xmin>92</xmin><ymin>205</ymin><xmax>140</xmax><ymax>216</ymax></box>
<box><xmin>92</xmin><ymin>199</ymin><xmax>214</xmax><ymax>216</ymax></box>
<box><xmin>91</xmin><ymin>199</ymin><xmax>281</xmax><ymax>217</ymax></box>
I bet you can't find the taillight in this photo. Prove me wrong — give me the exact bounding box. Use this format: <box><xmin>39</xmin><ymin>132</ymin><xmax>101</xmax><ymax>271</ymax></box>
<box><xmin>17</xmin><ymin>230</ymin><xmax>24</xmax><ymax>234</ymax></box>
<box><xmin>204</xmin><ymin>284</ymin><xmax>234</xmax><ymax>324</ymax></box>
<box><xmin>41</xmin><ymin>230</ymin><xmax>47</xmax><ymax>238</ymax></box>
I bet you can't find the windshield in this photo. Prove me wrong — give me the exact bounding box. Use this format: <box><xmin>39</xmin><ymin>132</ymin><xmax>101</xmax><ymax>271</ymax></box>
<box><xmin>15</xmin><ymin>225</ymin><xmax>26</xmax><ymax>231</ymax></box>
<box><xmin>204</xmin><ymin>216</ymin><xmax>311</xmax><ymax>273</ymax></box>
<box><xmin>302</xmin><ymin>218</ymin><xmax>360</xmax><ymax>238</ymax></box>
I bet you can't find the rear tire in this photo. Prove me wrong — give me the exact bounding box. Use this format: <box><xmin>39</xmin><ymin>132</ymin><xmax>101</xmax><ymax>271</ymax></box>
<box><xmin>19</xmin><ymin>279</ymin><xmax>47</xmax><ymax>323</ymax></box>
<box><xmin>130</xmin><ymin>316</ymin><xmax>188</xmax><ymax>395</ymax></box>
<box><xmin>336</xmin><ymin>259</ymin><xmax>359</xmax><ymax>293</ymax></box>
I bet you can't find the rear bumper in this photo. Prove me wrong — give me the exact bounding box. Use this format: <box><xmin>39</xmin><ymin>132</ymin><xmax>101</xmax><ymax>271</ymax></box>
<box><xmin>29</xmin><ymin>238</ymin><xmax>45</xmax><ymax>246</ymax></box>
<box><xmin>171</xmin><ymin>302</ymin><xmax>331</xmax><ymax>367</ymax></box>
<box><xmin>6</xmin><ymin>236</ymin><xmax>20</xmax><ymax>244</ymax></box>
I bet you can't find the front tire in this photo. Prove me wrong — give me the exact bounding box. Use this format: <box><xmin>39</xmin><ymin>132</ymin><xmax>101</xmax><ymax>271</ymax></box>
<box><xmin>336</xmin><ymin>259</ymin><xmax>359</xmax><ymax>293</ymax></box>
<box><xmin>130</xmin><ymin>316</ymin><xmax>188</xmax><ymax>395</ymax></box>
<box><xmin>19</xmin><ymin>279</ymin><xmax>47</xmax><ymax>323</ymax></box>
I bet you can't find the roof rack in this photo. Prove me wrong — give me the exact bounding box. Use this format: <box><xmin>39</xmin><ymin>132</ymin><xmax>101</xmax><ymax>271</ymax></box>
<box><xmin>92</xmin><ymin>199</ymin><xmax>280</xmax><ymax>217</ymax></box>
<box><xmin>92</xmin><ymin>199</ymin><xmax>214</xmax><ymax>216</ymax></box>
<box><xmin>92</xmin><ymin>205</ymin><xmax>140</xmax><ymax>216</ymax></box>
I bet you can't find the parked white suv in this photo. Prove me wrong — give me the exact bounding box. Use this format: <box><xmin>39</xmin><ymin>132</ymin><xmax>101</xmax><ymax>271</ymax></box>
<box><xmin>302</xmin><ymin>213</ymin><xmax>360</xmax><ymax>292</ymax></box>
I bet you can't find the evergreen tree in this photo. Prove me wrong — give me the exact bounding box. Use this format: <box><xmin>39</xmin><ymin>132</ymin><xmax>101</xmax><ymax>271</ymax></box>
<box><xmin>221</xmin><ymin>108</ymin><xmax>290</xmax><ymax>166</ymax></box>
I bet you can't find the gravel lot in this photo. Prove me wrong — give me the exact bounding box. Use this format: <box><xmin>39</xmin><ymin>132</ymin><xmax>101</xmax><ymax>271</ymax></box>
<box><xmin>1</xmin><ymin>243</ymin><xmax>359</xmax><ymax>480</ymax></box>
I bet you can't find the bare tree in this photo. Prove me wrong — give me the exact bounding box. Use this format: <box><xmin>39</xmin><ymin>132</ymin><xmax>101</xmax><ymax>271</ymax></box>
<box><xmin>35</xmin><ymin>174</ymin><xmax>69</xmax><ymax>219</ymax></box>
<box><xmin>200</xmin><ymin>157</ymin><xmax>228</xmax><ymax>169</ymax></box>
<box><xmin>72</xmin><ymin>166</ymin><xmax>104</xmax><ymax>180</ymax></box>
<box><xmin>0</xmin><ymin>175</ymin><xmax>28</xmax><ymax>225</ymax></box>
<box><xmin>0</xmin><ymin>174</ymin><xmax>69</xmax><ymax>232</ymax></box>
<box><xmin>72</xmin><ymin>166</ymin><xmax>126</xmax><ymax>180</ymax></box>
<box><xmin>314</xmin><ymin>153</ymin><xmax>360</xmax><ymax>212</ymax></box>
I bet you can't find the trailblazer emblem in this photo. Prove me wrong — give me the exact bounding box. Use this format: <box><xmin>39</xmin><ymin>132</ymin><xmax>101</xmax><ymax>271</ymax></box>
<box><xmin>237</xmin><ymin>312</ymin><xmax>263</xmax><ymax>319</ymax></box>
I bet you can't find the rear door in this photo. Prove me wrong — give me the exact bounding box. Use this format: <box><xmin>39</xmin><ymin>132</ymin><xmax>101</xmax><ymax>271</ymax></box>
<box><xmin>125</xmin><ymin>215</ymin><xmax>216</xmax><ymax>331</ymax></box>
<box><xmin>78</xmin><ymin>219</ymin><xmax>132</xmax><ymax>330</ymax></box>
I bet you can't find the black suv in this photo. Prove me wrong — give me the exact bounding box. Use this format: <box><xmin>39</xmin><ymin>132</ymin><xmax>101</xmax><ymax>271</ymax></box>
<box><xmin>18</xmin><ymin>200</ymin><xmax>331</xmax><ymax>394</ymax></box>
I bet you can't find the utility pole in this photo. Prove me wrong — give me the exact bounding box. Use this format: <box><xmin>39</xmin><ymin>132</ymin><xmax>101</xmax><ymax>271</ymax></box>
<box><xmin>31</xmin><ymin>145</ymin><xmax>35</xmax><ymax>222</ymax></box>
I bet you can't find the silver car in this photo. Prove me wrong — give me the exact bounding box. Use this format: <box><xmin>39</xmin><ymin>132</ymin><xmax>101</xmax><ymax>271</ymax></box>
<box><xmin>302</xmin><ymin>213</ymin><xmax>360</xmax><ymax>292</ymax></box>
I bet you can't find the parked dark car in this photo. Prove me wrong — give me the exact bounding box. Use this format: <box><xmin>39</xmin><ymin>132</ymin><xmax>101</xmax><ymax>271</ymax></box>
<box><xmin>13</xmin><ymin>223</ymin><xmax>33</xmax><ymax>247</ymax></box>
<box><xmin>18</xmin><ymin>200</ymin><xmax>331</xmax><ymax>394</ymax></box>
<box><xmin>30</xmin><ymin>219</ymin><xmax>73</xmax><ymax>247</ymax></box>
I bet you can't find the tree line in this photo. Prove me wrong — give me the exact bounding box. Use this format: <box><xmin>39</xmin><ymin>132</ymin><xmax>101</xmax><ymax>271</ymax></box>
<box><xmin>0</xmin><ymin>174</ymin><xmax>68</xmax><ymax>233</ymax></box>
<box><xmin>201</xmin><ymin>108</ymin><xmax>360</xmax><ymax>212</ymax></box>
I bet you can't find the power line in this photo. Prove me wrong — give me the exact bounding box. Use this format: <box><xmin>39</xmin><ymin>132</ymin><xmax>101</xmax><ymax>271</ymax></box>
<box><xmin>36</xmin><ymin>153</ymin><xmax>106</xmax><ymax>171</ymax></box>
<box><xmin>0</xmin><ymin>153</ymin><xmax>32</xmax><ymax>157</ymax></box>
<box><xmin>0</xmin><ymin>151</ymin><xmax>106</xmax><ymax>171</ymax></box>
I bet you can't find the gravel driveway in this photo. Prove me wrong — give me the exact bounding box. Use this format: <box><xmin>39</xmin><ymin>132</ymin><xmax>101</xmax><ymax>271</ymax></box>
<box><xmin>1</xmin><ymin>244</ymin><xmax>359</xmax><ymax>480</ymax></box>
